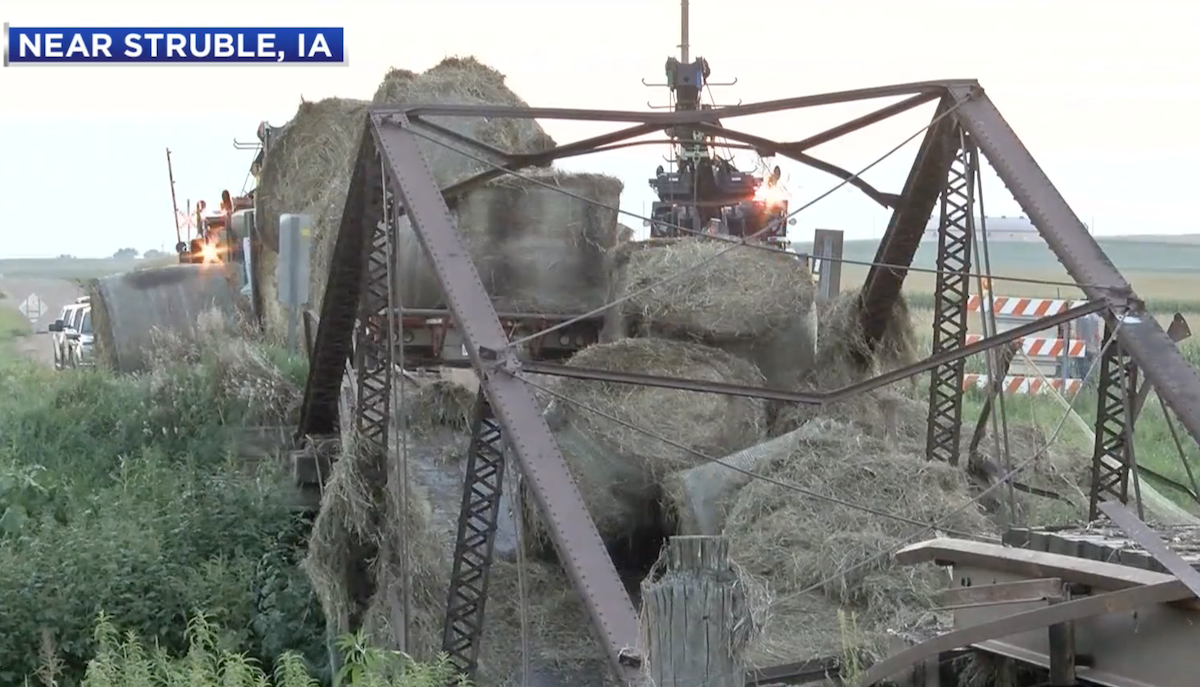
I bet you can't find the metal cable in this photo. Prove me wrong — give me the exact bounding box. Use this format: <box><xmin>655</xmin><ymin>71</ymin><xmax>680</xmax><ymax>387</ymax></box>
<box><xmin>1155</xmin><ymin>393</ymin><xmax>1200</xmax><ymax>503</ymax></box>
<box><xmin>787</xmin><ymin>320</ymin><xmax>1125</xmax><ymax>600</ymax></box>
<box><xmin>405</xmin><ymin>100</ymin><xmax>967</xmax><ymax>352</ymax></box>
<box><xmin>382</xmin><ymin>159</ymin><xmax>413</xmax><ymax>653</ymax></box>
<box><xmin>518</xmin><ymin>374</ymin><xmax>998</xmax><ymax>542</ymax></box>
<box><xmin>968</xmin><ymin>140</ymin><xmax>1017</xmax><ymax>524</ymax></box>
<box><xmin>506</xmin><ymin>459</ymin><xmax>532</xmax><ymax>686</ymax></box>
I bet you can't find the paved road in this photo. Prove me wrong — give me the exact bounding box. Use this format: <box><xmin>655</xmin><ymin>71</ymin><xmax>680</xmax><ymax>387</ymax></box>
<box><xmin>0</xmin><ymin>276</ymin><xmax>84</xmax><ymax>366</ymax></box>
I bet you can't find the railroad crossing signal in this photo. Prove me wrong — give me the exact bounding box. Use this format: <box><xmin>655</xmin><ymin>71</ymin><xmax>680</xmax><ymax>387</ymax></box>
<box><xmin>17</xmin><ymin>293</ymin><xmax>46</xmax><ymax>323</ymax></box>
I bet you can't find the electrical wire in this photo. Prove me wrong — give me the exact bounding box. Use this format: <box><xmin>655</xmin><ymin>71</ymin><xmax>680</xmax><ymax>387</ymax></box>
<box><xmin>518</xmin><ymin>374</ymin><xmax>999</xmax><ymax>543</ymax></box>
<box><xmin>409</xmin><ymin>104</ymin><xmax>959</xmax><ymax>353</ymax></box>
<box><xmin>786</xmin><ymin>320</ymin><xmax>1125</xmax><ymax>600</ymax></box>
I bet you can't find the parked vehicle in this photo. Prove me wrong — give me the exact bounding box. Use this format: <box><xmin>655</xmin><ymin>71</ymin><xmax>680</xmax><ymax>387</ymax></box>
<box><xmin>49</xmin><ymin>303</ymin><xmax>87</xmax><ymax>371</ymax></box>
<box><xmin>66</xmin><ymin>306</ymin><xmax>94</xmax><ymax>369</ymax></box>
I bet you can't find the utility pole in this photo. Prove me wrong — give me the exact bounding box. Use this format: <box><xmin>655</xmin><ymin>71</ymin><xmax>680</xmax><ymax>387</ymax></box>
<box><xmin>679</xmin><ymin>0</ymin><xmax>690</xmax><ymax>62</ymax></box>
<box><xmin>166</xmin><ymin>148</ymin><xmax>183</xmax><ymax>246</ymax></box>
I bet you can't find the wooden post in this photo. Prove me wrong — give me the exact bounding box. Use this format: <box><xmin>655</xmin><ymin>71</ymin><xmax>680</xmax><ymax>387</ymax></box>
<box><xmin>1047</xmin><ymin>584</ymin><xmax>1076</xmax><ymax>686</ymax></box>
<box><xmin>642</xmin><ymin>536</ymin><xmax>748</xmax><ymax>687</ymax></box>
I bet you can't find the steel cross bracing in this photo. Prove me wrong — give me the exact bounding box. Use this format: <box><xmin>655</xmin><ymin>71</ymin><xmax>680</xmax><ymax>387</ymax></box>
<box><xmin>291</xmin><ymin>79</ymin><xmax>1200</xmax><ymax>685</ymax></box>
<box><xmin>924</xmin><ymin>132</ymin><xmax>976</xmax><ymax>465</ymax></box>
<box><xmin>1089</xmin><ymin>316</ymin><xmax>1140</xmax><ymax>520</ymax></box>
<box><xmin>442</xmin><ymin>391</ymin><xmax>507</xmax><ymax>677</ymax></box>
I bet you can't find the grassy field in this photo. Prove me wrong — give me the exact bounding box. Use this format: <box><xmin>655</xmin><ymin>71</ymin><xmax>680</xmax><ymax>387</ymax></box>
<box><xmin>900</xmin><ymin>297</ymin><xmax>1200</xmax><ymax>514</ymax></box>
<box><xmin>0</xmin><ymin>306</ymin><xmax>32</xmax><ymax>355</ymax></box>
<box><xmin>0</xmin><ymin>255</ymin><xmax>177</xmax><ymax>281</ymax></box>
<box><xmin>794</xmin><ymin>237</ymin><xmax>1200</xmax><ymax>312</ymax></box>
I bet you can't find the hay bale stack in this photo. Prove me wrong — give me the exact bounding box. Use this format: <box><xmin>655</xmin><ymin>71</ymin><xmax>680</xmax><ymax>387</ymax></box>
<box><xmin>612</xmin><ymin>238</ymin><xmax>818</xmax><ymax>389</ymax></box>
<box><xmin>531</xmin><ymin>338</ymin><xmax>769</xmax><ymax>547</ymax></box>
<box><xmin>254</xmin><ymin>56</ymin><xmax>559</xmax><ymax>342</ymax></box>
<box><xmin>395</xmin><ymin>171</ymin><xmax>624</xmax><ymax>314</ymax></box>
<box><xmin>722</xmin><ymin>419</ymin><xmax>996</xmax><ymax>663</ymax></box>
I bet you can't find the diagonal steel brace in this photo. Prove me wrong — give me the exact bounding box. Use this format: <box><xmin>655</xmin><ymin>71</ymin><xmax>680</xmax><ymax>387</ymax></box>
<box><xmin>368</xmin><ymin>111</ymin><xmax>640</xmax><ymax>681</ymax></box>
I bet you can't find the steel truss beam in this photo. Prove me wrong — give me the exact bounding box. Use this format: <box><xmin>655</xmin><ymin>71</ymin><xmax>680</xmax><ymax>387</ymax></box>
<box><xmin>858</xmin><ymin>98</ymin><xmax>957</xmax><ymax>362</ymax></box>
<box><xmin>948</xmin><ymin>84</ymin><xmax>1200</xmax><ymax>448</ymax></box>
<box><xmin>370</xmin><ymin>112</ymin><xmax>641</xmax><ymax>680</ymax></box>
<box><xmin>292</xmin><ymin>78</ymin><xmax>1200</xmax><ymax>685</ymax></box>
<box><xmin>1089</xmin><ymin>316</ymin><xmax>1140</xmax><ymax>520</ymax></box>
<box><xmin>343</xmin><ymin>161</ymin><xmax>396</xmax><ymax>629</ymax></box>
<box><xmin>442</xmin><ymin>391</ymin><xmax>507</xmax><ymax>678</ymax></box>
<box><xmin>925</xmin><ymin>132</ymin><xmax>977</xmax><ymax>465</ymax></box>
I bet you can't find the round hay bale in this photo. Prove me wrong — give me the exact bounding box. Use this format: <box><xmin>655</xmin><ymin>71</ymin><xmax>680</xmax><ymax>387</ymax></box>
<box><xmin>394</xmin><ymin>170</ymin><xmax>624</xmax><ymax>314</ymax></box>
<box><xmin>253</xmin><ymin>56</ymin><xmax>560</xmax><ymax>342</ymax></box>
<box><xmin>373</xmin><ymin>57</ymin><xmax>556</xmax><ymax>181</ymax></box>
<box><xmin>88</xmin><ymin>263</ymin><xmax>243</xmax><ymax>373</ymax></box>
<box><xmin>532</xmin><ymin>338</ymin><xmax>768</xmax><ymax>546</ymax></box>
<box><xmin>772</xmin><ymin>388</ymin><xmax>928</xmax><ymax>442</ymax></box>
<box><xmin>613</xmin><ymin>238</ymin><xmax>818</xmax><ymax>388</ymax></box>
<box><xmin>723</xmin><ymin>419</ymin><xmax>996</xmax><ymax>661</ymax></box>
<box><xmin>252</xmin><ymin>97</ymin><xmax>368</xmax><ymax>342</ymax></box>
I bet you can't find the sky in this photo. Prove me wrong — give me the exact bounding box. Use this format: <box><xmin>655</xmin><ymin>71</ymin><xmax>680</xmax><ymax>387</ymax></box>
<box><xmin>1</xmin><ymin>0</ymin><xmax>1197</xmax><ymax>259</ymax></box>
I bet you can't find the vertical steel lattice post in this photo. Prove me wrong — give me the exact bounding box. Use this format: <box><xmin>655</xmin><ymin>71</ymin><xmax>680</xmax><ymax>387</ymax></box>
<box><xmin>925</xmin><ymin>130</ymin><xmax>976</xmax><ymax>465</ymax></box>
<box><xmin>1089</xmin><ymin>316</ymin><xmax>1138</xmax><ymax>520</ymax></box>
<box><xmin>346</xmin><ymin>154</ymin><xmax>395</xmax><ymax>628</ymax></box>
<box><xmin>442</xmin><ymin>390</ymin><xmax>507</xmax><ymax>678</ymax></box>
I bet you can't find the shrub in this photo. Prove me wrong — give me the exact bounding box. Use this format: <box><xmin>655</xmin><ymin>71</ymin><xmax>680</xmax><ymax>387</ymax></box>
<box><xmin>77</xmin><ymin>612</ymin><xmax>470</xmax><ymax>687</ymax></box>
<box><xmin>0</xmin><ymin>330</ymin><xmax>324</xmax><ymax>685</ymax></box>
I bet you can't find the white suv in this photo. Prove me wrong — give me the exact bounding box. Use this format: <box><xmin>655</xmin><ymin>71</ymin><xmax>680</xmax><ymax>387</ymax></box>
<box><xmin>49</xmin><ymin>303</ymin><xmax>87</xmax><ymax>371</ymax></box>
<box><xmin>66</xmin><ymin>306</ymin><xmax>95</xmax><ymax>369</ymax></box>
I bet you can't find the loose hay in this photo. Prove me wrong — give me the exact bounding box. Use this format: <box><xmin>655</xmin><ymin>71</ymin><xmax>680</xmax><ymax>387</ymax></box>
<box><xmin>723</xmin><ymin>419</ymin><xmax>996</xmax><ymax>663</ymax></box>
<box><xmin>616</xmin><ymin>239</ymin><xmax>816</xmax><ymax>339</ymax></box>
<box><xmin>402</xmin><ymin>379</ymin><xmax>476</xmax><ymax>434</ymax></box>
<box><xmin>532</xmin><ymin>338</ymin><xmax>769</xmax><ymax>545</ymax></box>
<box><xmin>305</xmin><ymin>427</ymin><xmax>451</xmax><ymax>662</ymax></box>
<box><xmin>814</xmin><ymin>290</ymin><xmax>919</xmax><ymax>381</ymax></box>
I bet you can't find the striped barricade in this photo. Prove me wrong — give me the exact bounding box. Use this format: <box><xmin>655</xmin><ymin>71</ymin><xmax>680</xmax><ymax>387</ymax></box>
<box><xmin>963</xmin><ymin>335</ymin><xmax>1086</xmax><ymax>358</ymax></box>
<box><xmin>966</xmin><ymin>295</ymin><xmax>1083</xmax><ymax>317</ymax></box>
<box><xmin>962</xmin><ymin>374</ymin><xmax>1084</xmax><ymax>396</ymax></box>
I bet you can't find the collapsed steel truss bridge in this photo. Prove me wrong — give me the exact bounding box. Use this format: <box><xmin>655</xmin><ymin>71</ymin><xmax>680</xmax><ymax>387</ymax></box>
<box><xmin>293</xmin><ymin>79</ymin><xmax>1200</xmax><ymax>684</ymax></box>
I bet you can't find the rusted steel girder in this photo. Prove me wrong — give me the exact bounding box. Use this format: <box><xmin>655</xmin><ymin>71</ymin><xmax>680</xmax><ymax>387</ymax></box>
<box><xmin>369</xmin><ymin>112</ymin><xmax>642</xmax><ymax>680</ymax></box>
<box><xmin>442</xmin><ymin>391</ymin><xmax>507</xmax><ymax>678</ymax></box>
<box><xmin>857</xmin><ymin>98</ymin><xmax>957</xmax><ymax>363</ymax></box>
<box><xmin>291</xmin><ymin>78</ymin><xmax>1200</xmax><ymax>685</ymax></box>
<box><xmin>925</xmin><ymin>131</ymin><xmax>977</xmax><ymax>465</ymax></box>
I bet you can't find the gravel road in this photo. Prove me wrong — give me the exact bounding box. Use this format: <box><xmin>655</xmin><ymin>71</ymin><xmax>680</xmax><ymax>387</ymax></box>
<box><xmin>0</xmin><ymin>276</ymin><xmax>84</xmax><ymax>366</ymax></box>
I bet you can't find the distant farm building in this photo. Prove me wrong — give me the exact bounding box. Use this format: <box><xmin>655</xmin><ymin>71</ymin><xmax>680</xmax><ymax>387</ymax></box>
<box><xmin>924</xmin><ymin>215</ymin><xmax>1054</xmax><ymax>242</ymax></box>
